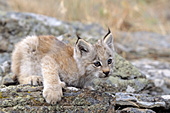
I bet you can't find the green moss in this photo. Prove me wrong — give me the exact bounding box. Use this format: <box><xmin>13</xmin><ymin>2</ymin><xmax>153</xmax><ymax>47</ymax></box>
<box><xmin>0</xmin><ymin>92</ymin><xmax>2</xmax><ymax>99</ymax></box>
<box><xmin>72</xmin><ymin>97</ymin><xmax>89</xmax><ymax>106</ymax></box>
<box><xmin>13</xmin><ymin>105</ymin><xmax>25</xmax><ymax>111</ymax></box>
<box><xmin>0</xmin><ymin>92</ymin><xmax>8</xmax><ymax>99</ymax></box>
<box><xmin>113</xmin><ymin>53</ymin><xmax>142</xmax><ymax>78</ymax></box>
<box><xmin>26</xmin><ymin>95</ymin><xmax>31</xmax><ymax>99</ymax></box>
<box><xmin>2</xmin><ymin>99</ymin><xmax>13</xmax><ymax>107</ymax></box>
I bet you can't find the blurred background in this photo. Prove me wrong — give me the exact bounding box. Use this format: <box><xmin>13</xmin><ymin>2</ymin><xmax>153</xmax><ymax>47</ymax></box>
<box><xmin>2</xmin><ymin>0</ymin><xmax>170</xmax><ymax>35</ymax></box>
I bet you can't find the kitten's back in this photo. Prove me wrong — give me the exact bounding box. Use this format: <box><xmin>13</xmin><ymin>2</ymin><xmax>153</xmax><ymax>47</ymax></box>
<box><xmin>11</xmin><ymin>35</ymin><xmax>78</xmax><ymax>85</ymax></box>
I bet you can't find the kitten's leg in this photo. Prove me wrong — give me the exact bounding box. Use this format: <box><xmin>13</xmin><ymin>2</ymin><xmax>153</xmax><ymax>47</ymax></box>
<box><xmin>41</xmin><ymin>55</ymin><xmax>65</xmax><ymax>104</ymax></box>
<box><xmin>18</xmin><ymin>75</ymin><xmax>43</xmax><ymax>86</ymax></box>
<box><xmin>18</xmin><ymin>60</ymin><xmax>43</xmax><ymax>85</ymax></box>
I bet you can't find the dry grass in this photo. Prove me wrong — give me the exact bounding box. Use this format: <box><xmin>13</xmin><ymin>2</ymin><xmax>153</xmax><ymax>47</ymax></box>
<box><xmin>8</xmin><ymin>0</ymin><xmax>170</xmax><ymax>34</ymax></box>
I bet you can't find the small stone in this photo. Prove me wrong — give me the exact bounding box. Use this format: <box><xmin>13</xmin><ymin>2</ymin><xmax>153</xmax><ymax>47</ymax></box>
<box><xmin>161</xmin><ymin>95</ymin><xmax>170</xmax><ymax>100</ymax></box>
<box><xmin>0</xmin><ymin>61</ymin><xmax>11</xmax><ymax>74</ymax></box>
<box><xmin>117</xmin><ymin>107</ymin><xmax>156</xmax><ymax>113</ymax></box>
<box><xmin>126</xmin><ymin>85</ymin><xmax>135</xmax><ymax>93</ymax></box>
<box><xmin>0</xmin><ymin>67</ymin><xmax>3</xmax><ymax>76</ymax></box>
<box><xmin>0</xmin><ymin>88</ymin><xmax>7</xmax><ymax>92</ymax></box>
<box><xmin>162</xmin><ymin>70</ymin><xmax>170</xmax><ymax>78</ymax></box>
<box><xmin>0</xmin><ymin>53</ymin><xmax>11</xmax><ymax>64</ymax></box>
<box><xmin>154</xmin><ymin>79</ymin><xmax>164</xmax><ymax>87</ymax></box>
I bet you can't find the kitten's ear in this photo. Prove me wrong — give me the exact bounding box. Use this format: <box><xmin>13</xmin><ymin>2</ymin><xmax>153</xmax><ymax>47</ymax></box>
<box><xmin>103</xmin><ymin>28</ymin><xmax>114</xmax><ymax>50</ymax></box>
<box><xmin>75</xmin><ymin>35</ymin><xmax>91</xmax><ymax>56</ymax></box>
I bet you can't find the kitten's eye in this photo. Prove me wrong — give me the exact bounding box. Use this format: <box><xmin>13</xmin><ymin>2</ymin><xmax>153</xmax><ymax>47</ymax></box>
<box><xmin>94</xmin><ymin>61</ymin><xmax>101</xmax><ymax>67</ymax></box>
<box><xmin>108</xmin><ymin>59</ymin><xmax>112</xmax><ymax>64</ymax></box>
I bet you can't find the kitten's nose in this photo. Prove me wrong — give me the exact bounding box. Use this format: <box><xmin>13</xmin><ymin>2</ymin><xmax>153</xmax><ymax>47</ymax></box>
<box><xmin>103</xmin><ymin>71</ymin><xmax>110</xmax><ymax>77</ymax></box>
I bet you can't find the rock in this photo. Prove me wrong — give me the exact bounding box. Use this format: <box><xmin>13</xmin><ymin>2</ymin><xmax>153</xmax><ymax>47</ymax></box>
<box><xmin>115</xmin><ymin>31</ymin><xmax>170</xmax><ymax>59</ymax></box>
<box><xmin>1</xmin><ymin>73</ymin><xmax>14</xmax><ymax>85</ymax></box>
<box><xmin>114</xmin><ymin>92</ymin><xmax>170</xmax><ymax>112</ymax></box>
<box><xmin>0</xmin><ymin>53</ymin><xmax>10</xmax><ymax>64</ymax></box>
<box><xmin>0</xmin><ymin>85</ymin><xmax>115</xmax><ymax>112</ymax></box>
<box><xmin>115</xmin><ymin>92</ymin><xmax>166</xmax><ymax>109</ymax></box>
<box><xmin>0</xmin><ymin>60</ymin><xmax>11</xmax><ymax>74</ymax></box>
<box><xmin>0</xmin><ymin>66</ymin><xmax>3</xmax><ymax>76</ymax></box>
<box><xmin>0</xmin><ymin>67</ymin><xmax>3</xmax><ymax>84</ymax></box>
<box><xmin>161</xmin><ymin>95</ymin><xmax>170</xmax><ymax>109</ymax></box>
<box><xmin>0</xmin><ymin>61</ymin><xmax>13</xmax><ymax>85</ymax></box>
<box><xmin>161</xmin><ymin>95</ymin><xmax>170</xmax><ymax>100</ymax></box>
<box><xmin>132</xmin><ymin>59</ymin><xmax>170</xmax><ymax>95</ymax></box>
<box><xmin>162</xmin><ymin>70</ymin><xmax>170</xmax><ymax>77</ymax></box>
<box><xmin>0</xmin><ymin>85</ymin><xmax>169</xmax><ymax>112</ymax></box>
<box><xmin>0</xmin><ymin>60</ymin><xmax>11</xmax><ymax>77</ymax></box>
<box><xmin>0</xmin><ymin>35</ymin><xmax>9</xmax><ymax>51</ymax></box>
<box><xmin>116</xmin><ymin>107</ymin><xmax>156</xmax><ymax>113</ymax></box>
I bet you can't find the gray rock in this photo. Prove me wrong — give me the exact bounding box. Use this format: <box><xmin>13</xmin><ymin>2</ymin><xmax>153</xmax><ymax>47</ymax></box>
<box><xmin>0</xmin><ymin>85</ymin><xmax>169</xmax><ymax>112</ymax></box>
<box><xmin>0</xmin><ymin>60</ymin><xmax>11</xmax><ymax>74</ymax></box>
<box><xmin>116</xmin><ymin>107</ymin><xmax>156</xmax><ymax>113</ymax></box>
<box><xmin>1</xmin><ymin>73</ymin><xmax>14</xmax><ymax>85</ymax></box>
<box><xmin>114</xmin><ymin>92</ymin><xmax>170</xmax><ymax>112</ymax></box>
<box><xmin>0</xmin><ymin>35</ymin><xmax>9</xmax><ymax>51</ymax></box>
<box><xmin>115</xmin><ymin>31</ymin><xmax>170</xmax><ymax>59</ymax></box>
<box><xmin>115</xmin><ymin>92</ymin><xmax>166</xmax><ymax>108</ymax></box>
<box><xmin>0</xmin><ymin>85</ymin><xmax>115</xmax><ymax>112</ymax></box>
<box><xmin>0</xmin><ymin>61</ymin><xmax>12</xmax><ymax>85</ymax></box>
<box><xmin>132</xmin><ymin>59</ymin><xmax>170</xmax><ymax>95</ymax></box>
<box><xmin>0</xmin><ymin>53</ymin><xmax>10</xmax><ymax>64</ymax></box>
<box><xmin>0</xmin><ymin>66</ymin><xmax>3</xmax><ymax>76</ymax></box>
<box><xmin>0</xmin><ymin>67</ymin><xmax>3</xmax><ymax>84</ymax></box>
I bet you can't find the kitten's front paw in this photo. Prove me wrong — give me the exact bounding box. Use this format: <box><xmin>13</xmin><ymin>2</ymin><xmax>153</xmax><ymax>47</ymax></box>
<box><xmin>43</xmin><ymin>84</ymin><xmax>64</xmax><ymax>104</ymax></box>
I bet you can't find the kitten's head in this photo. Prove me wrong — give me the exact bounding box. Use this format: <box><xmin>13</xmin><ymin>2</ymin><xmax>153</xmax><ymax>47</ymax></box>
<box><xmin>74</xmin><ymin>29</ymin><xmax>115</xmax><ymax>78</ymax></box>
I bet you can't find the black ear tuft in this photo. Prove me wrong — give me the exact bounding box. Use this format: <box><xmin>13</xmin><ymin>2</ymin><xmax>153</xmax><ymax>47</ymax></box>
<box><xmin>103</xmin><ymin>28</ymin><xmax>115</xmax><ymax>51</ymax></box>
<box><xmin>76</xmin><ymin>33</ymin><xmax>81</xmax><ymax>44</ymax></box>
<box><xmin>104</xmin><ymin>27</ymin><xmax>111</xmax><ymax>40</ymax></box>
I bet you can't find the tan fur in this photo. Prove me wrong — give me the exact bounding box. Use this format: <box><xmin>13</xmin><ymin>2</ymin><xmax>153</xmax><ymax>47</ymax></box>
<box><xmin>11</xmin><ymin>31</ymin><xmax>115</xmax><ymax>104</ymax></box>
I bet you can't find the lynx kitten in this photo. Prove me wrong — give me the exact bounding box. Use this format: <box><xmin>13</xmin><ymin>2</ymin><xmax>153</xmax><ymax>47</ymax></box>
<box><xmin>11</xmin><ymin>29</ymin><xmax>115</xmax><ymax>104</ymax></box>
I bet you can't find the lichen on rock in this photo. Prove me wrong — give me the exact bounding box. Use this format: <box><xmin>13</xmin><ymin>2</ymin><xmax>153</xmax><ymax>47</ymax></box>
<box><xmin>0</xmin><ymin>85</ymin><xmax>115</xmax><ymax>112</ymax></box>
